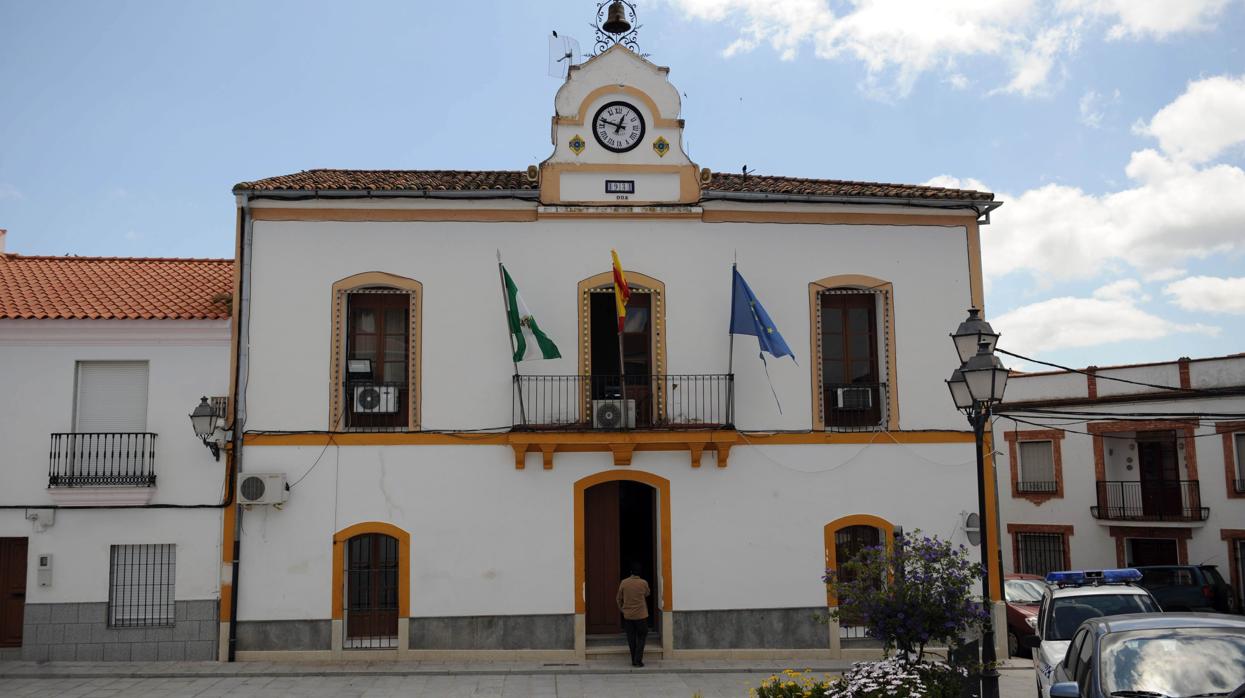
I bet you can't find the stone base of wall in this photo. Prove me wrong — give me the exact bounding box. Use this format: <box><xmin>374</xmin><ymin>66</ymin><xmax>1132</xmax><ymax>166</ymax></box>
<box><xmin>674</xmin><ymin>607</ymin><xmax>828</xmax><ymax>649</ymax></box>
<box><xmin>21</xmin><ymin>601</ymin><xmax>218</xmax><ymax>661</ymax></box>
<box><xmin>410</xmin><ymin>614</ymin><xmax>574</xmax><ymax>650</ymax></box>
<box><xmin>235</xmin><ymin>620</ymin><xmax>331</xmax><ymax>651</ymax></box>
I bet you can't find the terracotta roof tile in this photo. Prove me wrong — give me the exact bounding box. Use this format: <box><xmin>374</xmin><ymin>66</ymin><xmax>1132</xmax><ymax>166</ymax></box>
<box><xmin>0</xmin><ymin>254</ymin><xmax>233</xmax><ymax>320</ymax></box>
<box><xmin>233</xmin><ymin>168</ymin><xmax>994</xmax><ymax>201</ymax></box>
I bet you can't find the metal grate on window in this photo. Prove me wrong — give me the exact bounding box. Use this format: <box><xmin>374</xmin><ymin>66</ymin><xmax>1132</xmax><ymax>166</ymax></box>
<box><xmin>108</xmin><ymin>544</ymin><xmax>175</xmax><ymax>627</ymax></box>
<box><xmin>1016</xmin><ymin>533</ymin><xmax>1065</xmax><ymax>577</ymax></box>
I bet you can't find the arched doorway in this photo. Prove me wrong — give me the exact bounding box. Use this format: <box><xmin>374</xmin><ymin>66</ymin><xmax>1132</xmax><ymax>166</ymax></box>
<box><xmin>584</xmin><ymin>480</ymin><xmax>658</xmax><ymax>635</ymax></box>
<box><xmin>332</xmin><ymin>522</ymin><xmax>410</xmax><ymax>651</ymax></box>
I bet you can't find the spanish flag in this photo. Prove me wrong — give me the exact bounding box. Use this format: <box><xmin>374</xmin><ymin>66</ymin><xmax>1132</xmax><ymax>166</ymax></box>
<box><xmin>611</xmin><ymin>249</ymin><xmax>630</xmax><ymax>333</ymax></box>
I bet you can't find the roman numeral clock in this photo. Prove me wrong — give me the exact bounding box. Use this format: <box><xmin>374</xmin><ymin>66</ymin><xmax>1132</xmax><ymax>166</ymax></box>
<box><xmin>593</xmin><ymin>101</ymin><xmax>645</xmax><ymax>152</ymax></box>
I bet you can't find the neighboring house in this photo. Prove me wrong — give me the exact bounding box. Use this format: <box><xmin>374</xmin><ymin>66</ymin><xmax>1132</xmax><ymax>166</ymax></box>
<box><xmin>995</xmin><ymin>354</ymin><xmax>1245</xmax><ymax>608</ymax></box>
<box><xmin>0</xmin><ymin>246</ymin><xmax>232</xmax><ymax>661</ymax></box>
<box><xmin>224</xmin><ymin>44</ymin><xmax>1008</xmax><ymax>661</ymax></box>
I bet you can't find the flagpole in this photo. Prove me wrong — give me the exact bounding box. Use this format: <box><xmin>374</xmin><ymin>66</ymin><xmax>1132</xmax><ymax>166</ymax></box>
<box><xmin>497</xmin><ymin>251</ymin><xmax>527</xmax><ymax>427</ymax></box>
<box><xmin>616</xmin><ymin>318</ymin><xmax>628</xmax><ymax>430</ymax></box>
<box><xmin>727</xmin><ymin>262</ymin><xmax>738</xmax><ymax>426</ymax></box>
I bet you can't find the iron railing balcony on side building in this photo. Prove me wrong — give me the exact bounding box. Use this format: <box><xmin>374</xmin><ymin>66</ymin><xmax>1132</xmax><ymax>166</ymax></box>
<box><xmin>1091</xmin><ymin>479</ymin><xmax>1208</xmax><ymax>522</ymax></box>
<box><xmin>48</xmin><ymin>432</ymin><xmax>157</xmax><ymax>488</ymax></box>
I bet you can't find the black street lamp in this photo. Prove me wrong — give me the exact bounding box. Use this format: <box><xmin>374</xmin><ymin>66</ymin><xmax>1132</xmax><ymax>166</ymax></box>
<box><xmin>947</xmin><ymin>309</ymin><xmax>1009</xmax><ymax>698</ymax></box>
<box><xmin>189</xmin><ymin>396</ymin><xmax>226</xmax><ymax>461</ymax></box>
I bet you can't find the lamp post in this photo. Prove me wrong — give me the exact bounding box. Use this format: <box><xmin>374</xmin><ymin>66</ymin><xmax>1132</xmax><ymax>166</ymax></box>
<box><xmin>189</xmin><ymin>396</ymin><xmax>223</xmax><ymax>461</ymax></box>
<box><xmin>947</xmin><ymin>309</ymin><xmax>1008</xmax><ymax>698</ymax></box>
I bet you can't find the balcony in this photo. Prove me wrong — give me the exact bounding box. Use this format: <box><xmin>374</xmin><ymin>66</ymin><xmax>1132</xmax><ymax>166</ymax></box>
<box><xmin>343</xmin><ymin>381</ymin><xmax>409</xmax><ymax>432</ymax></box>
<box><xmin>822</xmin><ymin>382</ymin><xmax>887</xmax><ymax>432</ymax></box>
<box><xmin>47</xmin><ymin>433</ymin><xmax>158</xmax><ymax>506</ymax></box>
<box><xmin>1016</xmin><ymin>480</ymin><xmax>1059</xmax><ymax>494</ymax></box>
<box><xmin>1091</xmin><ymin>480</ymin><xmax>1208</xmax><ymax>522</ymax></box>
<box><xmin>513</xmin><ymin>374</ymin><xmax>734</xmax><ymax>430</ymax></box>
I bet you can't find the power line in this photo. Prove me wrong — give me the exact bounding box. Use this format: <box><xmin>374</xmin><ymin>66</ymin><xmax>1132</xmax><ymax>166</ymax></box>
<box><xmin>997</xmin><ymin>347</ymin><xmax>1227</xmax><ymax>396</ymax></box>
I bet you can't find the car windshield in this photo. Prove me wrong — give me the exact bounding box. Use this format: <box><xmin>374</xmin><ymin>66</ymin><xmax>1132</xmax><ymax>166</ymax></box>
<box><xmin>1047</xmin><ymin>594</ymin><xmax>1160</xmax><ymax>641</ymax></box>
<box><xmin>1100</xmin><ymin>627</ymin><xmax>1245</xmax><ymax>697</ymax></box>
<box><xmin>1006</xmin><ymin>579</ymin><xmax>1045</xmax><ymax>604</ymax></box>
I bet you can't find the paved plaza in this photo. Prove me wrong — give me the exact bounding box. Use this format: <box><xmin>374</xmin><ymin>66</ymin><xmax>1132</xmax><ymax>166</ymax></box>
<box><xmin>0</xmin><ymin>660</ymin><xmax>1037</xmax><ymax>697</ymax></box>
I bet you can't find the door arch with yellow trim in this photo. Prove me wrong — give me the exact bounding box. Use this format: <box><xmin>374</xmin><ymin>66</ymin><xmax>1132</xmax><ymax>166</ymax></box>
<box><xmin>332</xmin><ymin>522</ymin><xmax>410</xmax><ymax>643</ymax></box>
<box><xmin>824</xmin><ymin>514</ymin><xmax>895</xmax><ymax>606</ymax></box>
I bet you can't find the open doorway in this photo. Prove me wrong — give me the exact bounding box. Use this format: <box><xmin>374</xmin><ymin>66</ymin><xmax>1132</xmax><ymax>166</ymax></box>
<box><xmin>1127</xmin><ymin>538</ymin><xmax>1179</xmax><ymax>566</ymax></box>
<box><xmin>1136</xmin><ymin>430</ymin><xmax>1181</xmax><ymax>518</ymax></box>
<box><xmin>584</xmin><ymin>480</ymin><xmax>658</xmax><ymax>636</ymax></box>
<box><xmin>589</xmin><ymin>290</ymin><xmax>654</xmax><ymax>427</ymax></box>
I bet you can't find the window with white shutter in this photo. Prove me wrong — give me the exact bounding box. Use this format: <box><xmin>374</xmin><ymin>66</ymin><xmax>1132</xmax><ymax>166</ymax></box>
<box><xmin>75</xmin><ymin>361</ymin><xmax>149</xmax><ymax>432</ymax></box>
<box><xmin>1018</xmin><ymin>441</ymin><xmax>1056</xmax><ymax>494</ymax></box>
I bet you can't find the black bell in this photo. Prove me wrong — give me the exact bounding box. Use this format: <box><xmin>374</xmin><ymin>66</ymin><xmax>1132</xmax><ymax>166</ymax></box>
<box><xmin>602</xmin><ymin>1</ymin><xmax>631</xmax><ymax>34</ymax></box>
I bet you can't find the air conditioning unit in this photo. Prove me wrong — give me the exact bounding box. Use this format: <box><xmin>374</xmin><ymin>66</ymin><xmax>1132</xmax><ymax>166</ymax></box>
<box><xmin>353</xmin><ymin>385</ymin><xmax>398</xmax><ymax>413</ymax></box>
<box><xmin>238</xmin><ymin>473</ymin><xmax>288</xmax><ymax>505</ymax></box>
<box><xmin>835</xmin><ymin>386</ymin><xmax>874</xmax><ymax>410</ymax></box>
<box><xmin>592</xmin><ymin>399</ymin><xmax>635</xmax><ymax>429</ymax></box>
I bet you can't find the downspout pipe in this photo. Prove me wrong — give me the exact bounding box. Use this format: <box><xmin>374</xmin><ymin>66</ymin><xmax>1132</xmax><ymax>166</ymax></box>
<box><xmin>226</xmin><ymin>194</ymin><xmax>254</xmax><ymax>662</ymax></box>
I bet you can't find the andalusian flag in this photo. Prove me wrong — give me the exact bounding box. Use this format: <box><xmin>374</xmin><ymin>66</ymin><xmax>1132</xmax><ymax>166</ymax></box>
<box><xmin>502</xmin><ymin>265</ymin><xmax>561</xmax><ymax>362</ymax></box>
<box><xmin>611</xmin><ymin>249</ymin><xmax>630</xmax><ymax>332</ymax></box>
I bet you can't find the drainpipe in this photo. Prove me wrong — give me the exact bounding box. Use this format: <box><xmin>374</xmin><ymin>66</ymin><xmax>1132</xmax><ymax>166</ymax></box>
<box><xmin>226</xmin><ymin>194</ymin><xmax>254</xmax><ymax>662</ymax></box>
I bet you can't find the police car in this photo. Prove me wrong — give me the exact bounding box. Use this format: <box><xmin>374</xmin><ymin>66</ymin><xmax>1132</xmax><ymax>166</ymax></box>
<box><xmin>1022</xmin><ymin>569</ymin><xmax>1161</xmax><ymax>698</ymax></box>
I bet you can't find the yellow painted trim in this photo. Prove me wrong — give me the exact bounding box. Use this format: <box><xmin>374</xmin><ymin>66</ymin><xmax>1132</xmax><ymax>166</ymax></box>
<box><xmin>577</xmin><ymin>269</ymin><xmax>668</xmax><ymax>421</ymax></box>
<box><xmin>824</xmin><ymin>514</ymin><xmax>896</xmax><ymax>606</ymax></box>
<box><xmin>558</xmin><ymin>85</ymin><xmax>681</xmax><ymax>129</ymax></box>
<box><xmin>537</xmin><ymin>209</ymin><xmax>702</xmax><ymax>220</ymax></box>
<box><xmin>984</xmin><ymin>430</ymin><xmax>1002</xmax><ymax>601</ymax></box>
<box><xmin>329</xmin><ymin>272</ymin><xmax>423</xmax><ymax>431</ymax></box>
<box><xmin>331</xmin><ymin>521</ymin><xmax>411</xmax><ymax>621</ymax></box>
<box><xmin>703</xmin><ymin>210</ymin><xmax>976</xmax><ymax>226</ymax></box>
<box><xmin>539</xmin><ymin>162</ymin><xmax>700</xmax><ymax>205</ymax></box>
<box><xmin>966</xmin><ymin>220</ymin><xmax>984</xmax><ymax>311</ymax></box>
<box><xmin>573</xmin><ymin>470</ymin><xmax>673</xmax><ymax>614</ymax></box>
<box><xmin>808</xmin><ymin>275</ymin><xmax>900</xmax><ymax>431</ymax></box>
<box><xmin>219</xmin><ymin>584</ymin><xmax>232</xmax><ymax>623</ymax></box>
<box><xmin>242</xmin><ymin>429</ymin><xmax>973</xmax><ymax>447</ymax></box>
<box><xmin>250</xmin><ymin>208</ymin><xmax>537</xmax><ymax>223</ymax></box>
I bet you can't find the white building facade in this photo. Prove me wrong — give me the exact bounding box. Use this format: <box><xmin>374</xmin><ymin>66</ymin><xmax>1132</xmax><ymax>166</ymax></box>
<box><xmin>225</xmin><ymin>45</ymin><xmax>1007</xmax><ymax>660</ymax></box>
<box><xmin>0</xmin><ymin>251</ymin><xmax>232</xmax><ymax>661</ymax></box>
<box><xmin>995</xmin><ymin>354</ymin><xmax>1245</xmax><ymax>606</ymax></box>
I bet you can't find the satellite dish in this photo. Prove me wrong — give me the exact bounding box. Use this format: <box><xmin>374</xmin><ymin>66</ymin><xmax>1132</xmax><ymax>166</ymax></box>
<box><xmin>547</xmin><ymin>32</ymin><xmax>582</xmax><ymax>79</ymax></box>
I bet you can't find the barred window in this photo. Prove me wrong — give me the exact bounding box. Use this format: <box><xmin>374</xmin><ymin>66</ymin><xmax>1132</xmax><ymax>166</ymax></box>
<box><xmin>108</xmin><ymin>544</ymin><xmax>175</xmax><ymax>627</ymax></box>
<box><xmin>1016</xmin><ymin>532</ymin><xmax>1065</xmax><ymax>577</ymax></box>
<box><xmin>1018</xmin><ymin>441</ymin><xmax>1057</xmax><ymax>493</ymax></box>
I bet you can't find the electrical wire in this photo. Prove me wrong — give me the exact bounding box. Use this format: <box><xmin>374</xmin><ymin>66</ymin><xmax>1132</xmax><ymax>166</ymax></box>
<box><xmin>1003</xmin><ymin>415</ymin><xmax>1232</xmax><ymax>440</ymax></box>
<box><xmin>997</xmin><ymin>347</ymin><xmax>1227</xmax><ymax>396</ymax></box>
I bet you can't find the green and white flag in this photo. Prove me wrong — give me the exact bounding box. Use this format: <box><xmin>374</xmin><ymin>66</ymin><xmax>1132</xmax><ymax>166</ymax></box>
<box><xmin>503</xmin><ymin>265</ymin><xmax>562</xmax><ymax>362</ymax></box>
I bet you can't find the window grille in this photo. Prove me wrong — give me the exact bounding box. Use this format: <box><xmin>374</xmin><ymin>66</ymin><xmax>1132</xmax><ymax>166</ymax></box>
<box><xmin>1015</xmin><ymin>533</ymin><xmax>1064</xmax><ymax>577</ymax></box>
<box><xmin>108</xmin><ymin>544</ymin><xmax>175</xmax><ymax>627</ymax></box>
<box><xmin>815</xmin><ymin>288</ymin><xmax>889</xmax><ymax>430</ymax></box>
<box><xmin>1018</xmin><ymin>441</ymin><xmax>1057</xmax><ymax>493</ymax></box>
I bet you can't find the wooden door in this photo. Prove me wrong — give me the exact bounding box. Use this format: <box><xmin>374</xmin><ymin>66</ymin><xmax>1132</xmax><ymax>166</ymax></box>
<box><xmin>1137</xmin><ymin>432</ymin><xmax>1179</xmax><ymax>517</ymax></box>
<box><xmin>345</xmin><ymin>534</ymin><xmax>398</xmax><ymax>640</ymax></box>
<box><xmin>0</xmin><ymin>538</ymin><xmax>28</xmax><ymax>648</ymax></box>
<box><xmin>585</xmin><ymin>482</ymin><xmax>622</xmax><ymax>634</ymax></box>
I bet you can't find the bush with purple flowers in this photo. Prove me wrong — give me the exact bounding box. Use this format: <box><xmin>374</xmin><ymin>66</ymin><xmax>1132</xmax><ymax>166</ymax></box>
<box><xmin>823</xmin><ymin>530</ymin><xmax>988</xmax><ymax>660</ymax></box>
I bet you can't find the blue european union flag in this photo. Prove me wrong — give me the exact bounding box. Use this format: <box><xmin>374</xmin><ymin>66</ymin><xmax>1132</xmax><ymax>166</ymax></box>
<box><xmin>729</xmin><ymin>267</ymin><xmax>794</xmax><ymax>362</ymax></box>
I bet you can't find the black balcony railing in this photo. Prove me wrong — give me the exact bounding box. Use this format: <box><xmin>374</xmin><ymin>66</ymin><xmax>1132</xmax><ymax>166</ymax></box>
<box><xmin>1017</xmin><ymin>480</ymin><xmax>1059</xmax><ymax>494</ymax></box>
<box><xmin>1091</xmin><ymin>480</ymin><xmax>1208</xmax><ymax>522</ymax></box>
<box><xmin>343</xmin><ymin>381</ymin><xmax>409</xmax><ymax>431</ymax></box>
<box><xmin>513</xmin><ymin>374</ymin><xmax>733</xmax><ymax>430</ymax></box>
<box><xmin>822</xmin><ymin>382</ymin><xmax>886</xmax><ymax>431</ymax></box>
<box><xmin>48</xmin><ymin>433</ymin><xmax>157</xmax><ymax>488</ymax></box>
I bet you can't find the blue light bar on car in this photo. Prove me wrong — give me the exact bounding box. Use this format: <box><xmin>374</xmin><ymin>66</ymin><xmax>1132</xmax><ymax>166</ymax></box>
<box><xmin>1045</xmin><ymin>568</ymin><xmax>1141</xmax><ymax>586</ymax></box>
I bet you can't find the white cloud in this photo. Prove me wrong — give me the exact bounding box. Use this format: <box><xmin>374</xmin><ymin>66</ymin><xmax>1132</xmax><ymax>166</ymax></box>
<box><xmin>1164</xmin><ymin>276</ymin><xmax>1245</xmax><ymax>314</ymax></box>
<box><xmin>1078</xmin><ymin>88</ymin><xmax>1118</xmax><ymax>127</ymax></box>
<box><xmin>123</xmin><ymin>230</ymin><xmax>141</xmax><ymax>241</ymax></box>
<box><xmin>994</xmin><ymin>282</ymin><xmax>1218</xmax><ymax>353</ymax></box>
<box><xmin>1133</xmin><ymin>74</ymin><xmax>1245</xmax><ymax>164</ymax></box>
<box><xmin>924</xmin><ymin>174</ymin><xmax>993</xmax><ymax>193</ymax></box>
<box><xmin>667</xmin><ymin>0</ymin><xmax>1231</xmax><ymax>97</ymax></box>
<box><xmin>1058</xmin><ymin>0</ymin><xmax>1233</xmax><ymax>40</ymax></box>
<box><xmin>0</xmin><ymin>183</ymin><xmax>23</xmax><ymax>200</ymax></box>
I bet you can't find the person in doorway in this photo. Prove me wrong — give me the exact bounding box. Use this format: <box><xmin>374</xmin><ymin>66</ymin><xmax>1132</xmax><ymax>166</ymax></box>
<box><xmin>616</xmin><ymin>564</ymin><xmax>651</xmax><ymax>667</ymax></box>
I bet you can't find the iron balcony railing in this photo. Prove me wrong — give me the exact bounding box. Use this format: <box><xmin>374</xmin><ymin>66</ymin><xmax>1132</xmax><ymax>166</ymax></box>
<box><xmin>48</xmin><ymin>432</ymin><xmax>157</xmax><ymax>488</ymax></box>
<box><xmin>1091</xmin><ymin>479</ymin><xmax>1208</xmax><ymax>522</ymax></box>
<box><xmin>822</xmin><ymin>382</ymin><xmax>887</xmax><ymax>431</ymax></box>
<box><xmin>1016</xmin><ymin>480</ymin><xmax>1059</xmax><ymax>494</ymax></box>
<box><xmin>513</xmin><ymin>374</ymin><xmax>734</xmax><ymax>430</ymax></box>
<box><xmin>343</xmin><ymin>381</ymin><xmax>409</xmax><ymax>432</ymax></box>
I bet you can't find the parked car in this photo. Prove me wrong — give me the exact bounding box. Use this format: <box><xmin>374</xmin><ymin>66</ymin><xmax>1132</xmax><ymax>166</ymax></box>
<box><xmin>1135</xmin><ymin>564</ymin><xmax>1239</xmax><ymax>614</ymax></box>
<box><xmin>1004</xmin><ymin>573</ymin><xmax>1046</xmax><ymax>658</ymax></box>
<box><xmin>1022</xmin><ymin>569</ymin><xmax>1162</xmax><ymax>698</ymax></box>
<box><xmin>1046</xmin><ymin>612</ymin><xmax>1245</xmax><ymax>698</ymax></box>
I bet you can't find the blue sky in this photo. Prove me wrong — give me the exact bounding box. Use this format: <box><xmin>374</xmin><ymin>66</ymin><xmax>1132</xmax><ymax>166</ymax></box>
<box><xmin>2</xmin><ymin>0</ymin><xmax>1243</xmax><ymax>371</ymax></box>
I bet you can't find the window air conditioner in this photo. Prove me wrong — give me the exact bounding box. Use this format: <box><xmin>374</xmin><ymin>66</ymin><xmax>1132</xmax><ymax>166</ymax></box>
<box><xmin>238</xmin><ymin>473</ymin><xmax>288</xmax><ymax>506</ymax></box>
<box><xmin>353</xmin><ymin>385</ymin><xmax>398</xmax><ymax>413</ymax></box>
<box><xmin>835</xmin><ymin>386</ymin><xmax>874</xmax><ymax>410</ymax></box>
<box><xmin>592</xmin><ymin>399</ymin><xmax>635</xmax><ymax>429</ymax></box>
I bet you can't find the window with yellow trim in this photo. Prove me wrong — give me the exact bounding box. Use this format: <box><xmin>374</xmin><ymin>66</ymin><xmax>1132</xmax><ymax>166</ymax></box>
<box><xmin>813</xmin><ymin>286</ymin><xmax>893</xmax><ymax>431</ymax></box>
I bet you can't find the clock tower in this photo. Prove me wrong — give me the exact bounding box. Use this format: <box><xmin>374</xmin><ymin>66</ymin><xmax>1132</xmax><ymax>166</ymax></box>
<box><xmin>540</xmin><ymin>44</ymin><xmax>702</xmax><ymax>206</ymax></box>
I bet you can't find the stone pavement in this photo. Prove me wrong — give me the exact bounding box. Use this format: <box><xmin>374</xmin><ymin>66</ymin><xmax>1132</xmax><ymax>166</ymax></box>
<box><xmin>0</xmin><ymin>659</ymin><xmax>1037</xmax><ymax>697</ymax></box>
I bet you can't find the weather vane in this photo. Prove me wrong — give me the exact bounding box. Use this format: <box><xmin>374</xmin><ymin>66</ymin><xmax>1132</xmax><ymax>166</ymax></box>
<box><xmin>593</xmin><ymin>0</ymin><xmax>646</xmax><ymax>57</ymax></box>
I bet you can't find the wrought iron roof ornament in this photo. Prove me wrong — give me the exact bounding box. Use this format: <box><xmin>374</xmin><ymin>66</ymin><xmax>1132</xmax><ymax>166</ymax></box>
<box><xmin>593</xmin><ymin>0</ymin><xmax>646</xmax><ymax>57</ymax></box>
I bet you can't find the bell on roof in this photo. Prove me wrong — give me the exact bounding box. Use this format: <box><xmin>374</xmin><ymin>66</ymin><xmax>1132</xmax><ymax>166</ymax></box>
<box><xmin>602</xmin><ymin>1</ymin><xmax>631</xmax><ymax>34</ymax></box>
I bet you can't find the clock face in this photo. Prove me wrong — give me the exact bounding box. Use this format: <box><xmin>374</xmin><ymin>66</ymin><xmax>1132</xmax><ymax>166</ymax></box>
<box><xmin>592</xmin><ymin>101</ymin><xmax>646</xmax><ymax>153</ymax></box>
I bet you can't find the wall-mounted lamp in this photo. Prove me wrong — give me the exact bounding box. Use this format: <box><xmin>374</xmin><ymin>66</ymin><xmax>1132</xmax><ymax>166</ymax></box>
<box><xmin>189</xmin><ymin>396</ymin><xmax>230</xmax><ymax>461</ymax></box>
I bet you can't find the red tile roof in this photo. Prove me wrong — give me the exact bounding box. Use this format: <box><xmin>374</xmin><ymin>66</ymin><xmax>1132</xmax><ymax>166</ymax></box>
<box><xmin>0</xmin><ymin>254</ymin><xmax>233</xmax><ymax>320</ymax></box>
<box><xmin>233</xmin><ymin>168</ymin><xmax>994</xmax><ymax>201</ymax></box>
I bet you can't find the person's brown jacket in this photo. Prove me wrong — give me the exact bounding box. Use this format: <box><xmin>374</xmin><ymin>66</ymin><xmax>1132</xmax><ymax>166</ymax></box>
<box><xmin>616</xmin><ymin>575</ymin><xmax>650</xmax><ymax>620</ymax></box>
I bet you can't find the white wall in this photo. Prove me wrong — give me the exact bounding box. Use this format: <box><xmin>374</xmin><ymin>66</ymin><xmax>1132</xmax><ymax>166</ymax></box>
<box><xmin>236</xmin><ymin>441</ymin><xmax>981</xmax><ymax>619</ymax></box>
<box><xmin>0</xmin><ymin>319</ymin><xmax>230</xmax><ymax>603</ymax></box>
<box><xmin>242</xmin><ymin>210</ymin><xmax>977</xmax><ymax>435</ymax></box>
